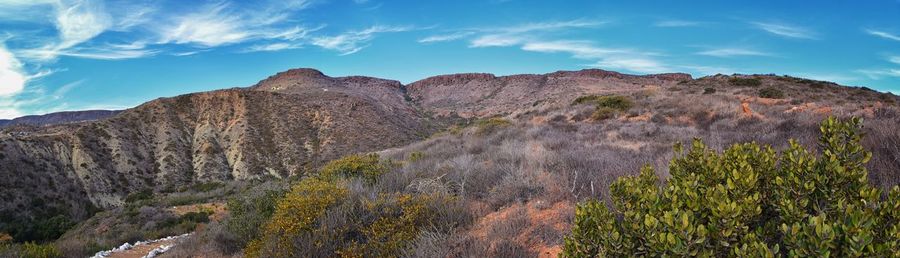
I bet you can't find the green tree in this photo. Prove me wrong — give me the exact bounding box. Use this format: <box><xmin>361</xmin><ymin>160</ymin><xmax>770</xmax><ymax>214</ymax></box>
<box><xmin>562</xmin><ymin>117</ymin><xmax>900</xmax><ymax>257</ymax></box>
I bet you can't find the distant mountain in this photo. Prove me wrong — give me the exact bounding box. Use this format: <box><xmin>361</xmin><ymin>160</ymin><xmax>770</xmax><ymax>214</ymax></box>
<box><xmin>0</xmin><ymin>110</ymin><xmax>121</xmax><ymax>128</ymax></box>
<box><xmin>1</xmin><ymin>68</ymin><xmax>897</xmax><ymax>231</ymax></box>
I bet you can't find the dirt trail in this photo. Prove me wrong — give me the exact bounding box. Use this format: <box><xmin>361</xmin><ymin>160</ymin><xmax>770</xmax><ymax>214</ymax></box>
<box><xmin>94</xmin><ymin>202</ymin><xmax>227</xmax><ymax>258</ymax></box>
<box><xmin>104</xmin><ymin>238</ymin><xmax>178</xmax><ymax>258</ymax></box>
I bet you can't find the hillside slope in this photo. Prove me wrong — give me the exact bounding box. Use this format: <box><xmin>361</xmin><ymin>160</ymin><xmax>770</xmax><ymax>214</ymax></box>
<box><xmin>1</xmin><ymin>68</ymin><xmax>898</xmax><ymax>244</ymax></box>
<box><xmin>0</xmin><ymin>70</ymin><xmax>434</xmax><ymax>232</ymax></box>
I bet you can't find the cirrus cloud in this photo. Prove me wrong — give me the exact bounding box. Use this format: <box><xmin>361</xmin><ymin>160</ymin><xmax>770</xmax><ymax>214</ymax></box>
<box><xmin>752</xmin><ymin>21</ymin><xmax>816</xmax><ymax>39</ymax></box>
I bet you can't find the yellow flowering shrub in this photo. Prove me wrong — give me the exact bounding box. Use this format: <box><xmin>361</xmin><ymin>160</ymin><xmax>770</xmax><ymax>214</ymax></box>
<box><xmin>319</xmin><ymin>153</ymin><xmax>388</xmax><ymax>183</ymax></box>
<box><xmin>245</xmin><ymin>177</ymin><xmax>348</xmax><ymax>258</ymax></box>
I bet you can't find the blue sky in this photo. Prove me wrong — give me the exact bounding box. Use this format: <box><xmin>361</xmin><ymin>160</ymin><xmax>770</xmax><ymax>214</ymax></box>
<box><xmin>0</xmin><ymin>0</ymin><xmax>899</xmax><ymax>118</ymax></box>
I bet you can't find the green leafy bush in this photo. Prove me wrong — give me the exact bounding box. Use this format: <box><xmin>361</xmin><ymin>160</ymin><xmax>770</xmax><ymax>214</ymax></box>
<box><xmin>1</xmin><ymin>214</ymin><xmax>74</xmax><ymax>243</ymax></box>
<box><xmin>1</xmin><ymin>242</ymin><xmax>55</xmax><ymax>258</ymax></box>
<box><xmin>759</xmin><ymin>87</ymin><xmax>785</xmax><ymax>99</ymax></box>
<box><xmin>729</xmin><ymin>77</ymin><xmax>762</xmax><ymax>87</ymax></box>
<box><xmin>124</xmin><ymin>189</ymin><xmax>153</xmax><ymax>203</ymax></box>
<box><xmin>572</xmin><ymin>95</ymin><xmax>634</xmax><ymax>110</ymax></box>
<box><xmin>224</xmin><ymin>185</ymin><xmax>285</xmax><ymax>249</ymax></box>
<box><xmin>573</xmin><ymin>95</ymin><xmax>634</xmax><ymax>121</ymax></box>
<box><xmin>408</xmin><ymin>151</ymin><xmax>425</xmax><ymax>162</ymax></box>
<box><xmin>562</xmin><ymin>117</ymin><xmax>900</xmax><ymax>257</ymax></box>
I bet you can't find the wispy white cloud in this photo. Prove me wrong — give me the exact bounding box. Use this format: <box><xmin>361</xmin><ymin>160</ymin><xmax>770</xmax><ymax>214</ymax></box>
<box><xmin>752</xmin><ymin>22</ymin><xmax>816</xmax><ymax>39</ymax></box>
<box><xmin>0</xmin><ymin>0</ymin><xmax>56</xmax><ymax>22</ymax></box>
<box><xmin>696</xmin><ymin>48</ymin><xmax>773</xmax><ymax>57</ymax></box>
<box><xmin>489</xmin><ymin>20</ymin><xmax>606</xmax><ymax>34</ymax></box>
<box><xmin>152</xmin><ymin>1</ymin><xmax>320</xmax><ymax>47</ymax></box>
<box><xmin>654</xmin><ymin>20</ymin><xmax>701</xmax><ymax>27</ymax></box>
<box><xmin>312</xmin><ymin>25</ymin><xmax>413</xmax><ymax>55</ymax></box>
<box><xmin>520</xmin><ymin>40</ymin><xmax>626</xmax><ymax>59</ymax></box>
<box><xmin>517</xmin><ymin>40</ymin><xmax>670</xmax><ymax>74</ymax></box>
<box><xmin>111</xmin><ymin>4</ymin><xmax>155</xmax><ymax>31</ymax></box>
<box><xmin>466</xmin><ymin>19</ymin><xmax>605</xmax><ymax>48</ymax></box>
<box><xmin>469</xmin><ymin>34</ymin><xmax>525</xmax><ymax>47</ymax></box>
<box><xmin>171</xmin><ymin>51</ymin><xmax>202</xmax><ymax>56</ymax></box>
<box><xmin>441</xmin><ymin>19</ymin><xmax>670</xmax><ymax>74</ymax></box>
<box><xmin>592</xmin><ymin>58</ymin><xmax>671</xmax><ymax>74</ymax></box>
<box><xmin>0</xmin><ymin>43</ymin><xmax>27</xmax><ymax>97</ymax></box>
<box><xmin>14</xmin><ymin>0</ymin><xmax>115</xmax><ymax>61</ymax></box>
<box><xmin>55</xmin><ymin>0</ymin><xmax>112</xmax><ymax>49</ymax></box>
<box><xmin>793</xmin><ymin>73</ymin><xmax>857</xmax><ymax>84</ymax></box>
<box><xmin>857</xmin><ymin>68</ymin><xmax>900</xmax><ymax>79</ymax></box>
<box><xmin>51</xmin><ymin>79</ymin><xmax>83</xmax><ymax>100</ymax></box>
<box><xmin>243</xmin><ymin>42</ymin><xmax>302</xmax><ymax>52</ymax></box>
<box><xmin>0</xmin><ymin>0</ymin><xmax>329</xmax><ymax>118</ymax></box>
<box><xmin>866</xmin><ymin>29</ymin><xmax>900</xmax><ymax>41</ymax></box>
<box><xmin>155</xmin><ymin>2</ymin><xmax>250</xmax><ymax>47</ymax></box>
<box><xmin>888</xmin><ymin>55</ymin><xmax>900</xmax><ymax>65</ymax></box>
<box><xmin>418</xmin><ymin>32</ymin><xmax>474</xmax><ymax>43</ymax></box>
<box><xmin>679</xmin><ymin>65</ymin><xmax>739</xmax><ymax>75</ymax></box>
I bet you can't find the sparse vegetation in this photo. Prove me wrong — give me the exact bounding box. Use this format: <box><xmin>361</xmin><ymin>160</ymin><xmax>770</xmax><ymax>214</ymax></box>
<box><xmin>703</xmin><ymin>87</ymin><xmax>716</xmax><ymax>94</ymax></box>
<box><xmin>561</xmin><ymin>117</ymin><xmax>900</xmax><ymax>257</ymax></box>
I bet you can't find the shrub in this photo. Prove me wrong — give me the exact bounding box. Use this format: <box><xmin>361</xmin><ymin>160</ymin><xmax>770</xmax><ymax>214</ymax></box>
<box><xmin>561</xmin><ymin>117</ymin><xmax>900</xmax><ymax>257</ymax></box>
<box><xmin>185</xmin><ymin>182</ymin><xmax>225</xmax><ymax>192</ymax></box>
<box><xmin>156</xmin><ymin>211</ymin><xmax>210</xmax><ymax>231</ymax></box>
<box><xmin>408</xmin><ymin>151</ymin><xmax>425</xmax><ymax>162</ymax></box>
<box><xmin>124</xmin><ymin>189</ymin><xmax>153</xmax><ymax>203</ymax></box>
<box><xmin>591</xmin><ymin>107</ymin><xmax>618</xmax><ymax>121</ymax></box>
<box><xmin>759</xmin><ymin>87</ymin><xmax>785</xmax><ymax>99</ymax></box>
<box><xmin>703</xmin><ymin>87</ymin><xmax>716</xmax><ymax>94</ymax></box>
<box><xmin>222</xmin><ymin>185</ymin><xmax>285</xmax><ymax>252</ymax></box>
<box><xmin>3</xmin><ymin>215</ymin><xmax>75</xmax><ymax>243</ymax></box>
<box><xmin>21</xmin><ymin>242</ymin><xmax>60</xmax><ymax>258</ymax></box>
<box><xmin>573</xmin><ymin>95</ymin><xmax>634</xmax><ymax>110</ymax></box>
<box><xmin>319</xmin><ymin>154</ymin><xmax>388</xmax><ymax>183</ymax></box>
<box><xmin>245</xmin><ymin>150</ymin><xmax>470</xmax><ymax>258</ymax></box>
<box><xmin>573</xmin><ymin>95</ymin><xmax>634</xmax><ymax>121</ymax></box>
<box><xmin>180</xmin><ymin>211</ymin><xmax>211</xmax><ymax>224</ymax></box>
<box><xmin>474</xmin><ymin>118</ymin><xmax>512</xmax><ymax>135</ymax></box>
<box><xmin>729</xmin><ymin>77</ymin><xmax>762</xmax><ymax>87</ymax></box>
<box><xmin>244</xmin><ymin>177</ymin><xmax>348</xmax><ymax>258</ymax></box>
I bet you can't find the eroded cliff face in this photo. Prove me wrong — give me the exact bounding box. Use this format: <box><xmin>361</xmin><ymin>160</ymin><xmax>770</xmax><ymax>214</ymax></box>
<box><xmin>0</xmin><ymin>71</ymin><xmax>431</xmax><ymax>222</ymax></box>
